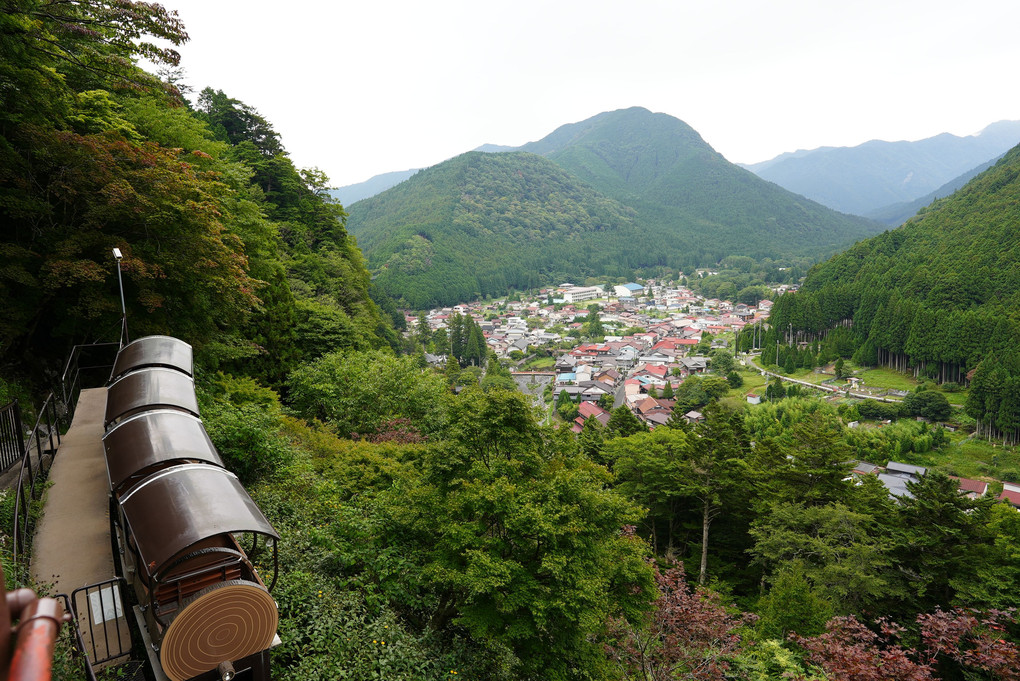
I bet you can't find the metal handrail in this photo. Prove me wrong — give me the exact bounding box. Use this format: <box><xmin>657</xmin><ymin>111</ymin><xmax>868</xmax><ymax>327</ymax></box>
<box><xmin>60</xmin><ymin>343</ymin><xmax>119</xmax><ymax>421</ymax></box>
<box><xmin>1</xmin><ymin>399</ymin><xmax>26</xmax><ymax>473</ymax></box>
<box><xmin>8</xmin><ymin>341</ymin><xmax>118</xmax><ymax>577</ymax></box>
<box><xmin>11</xmin><ymin>393</ymin><xmax>65</xmax><ymax>571</ymax></box>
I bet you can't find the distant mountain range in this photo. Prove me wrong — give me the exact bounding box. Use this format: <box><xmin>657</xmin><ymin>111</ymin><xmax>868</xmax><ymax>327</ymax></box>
<box><xmin>328</xmin><ymin>169</ymin><xmax>419</xmax><ymax>207</ymax></box>
<box><xmin>347</xmin><ymin>107</ymin><xmax>885</xmax><ymax>309</ymax></box>
<box><xmin>743</xmin><ymin>121</ymin><xmax>1020</xmax><ymax>216</ymax></box>
<box><xmin>864</xmin><ymin>154</ymin><xmax>1005</xmax><ymax>225</ymax></box>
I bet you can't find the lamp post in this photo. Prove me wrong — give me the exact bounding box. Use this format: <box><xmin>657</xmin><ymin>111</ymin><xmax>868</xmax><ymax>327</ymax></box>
<box><xmin>113</xmin><ymin>248</ymin><xmax>128</xmax><ymax>347</ymax></box>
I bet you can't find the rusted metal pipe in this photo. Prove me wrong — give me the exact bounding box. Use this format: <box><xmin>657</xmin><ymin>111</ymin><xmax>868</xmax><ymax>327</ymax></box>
<box><xmin>8</xmin><ymin>597</ymin><xmax>68</xmax><ymax>681</ymax></box>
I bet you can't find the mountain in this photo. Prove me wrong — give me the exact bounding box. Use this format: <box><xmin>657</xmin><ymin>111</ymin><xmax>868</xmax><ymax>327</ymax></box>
<box><xmin>347</xmin><ymin>152</ymin><xmax>640</xmax><ymax>309</ymax></box>
<box><xmin>348</xmin><ymin>107</ymin><xmax>886</xmax><ymax>308</ymax></box>
<box><xmin>865</xmin><ymin>155</ymin><xmax>1006</xmax><ymax>226</ymax></box>
<box><xmin>744</xmin><ymin>121</ymin><xmax>1020</xmax><ymax>216</ymax></box>
<box><xmin>474</xmin><ymin>143</ymin><xmax>517</xmax><ymax>153</ymax></box>
<box><xmin>767</xmin><ymin>143</ymin><xmax>1020</xmax><ymax>399</ymax></box>
<box><xmin>328</xmin><ymin>169</ymin><xmax>419</xmax><ymax>207</ymax></box>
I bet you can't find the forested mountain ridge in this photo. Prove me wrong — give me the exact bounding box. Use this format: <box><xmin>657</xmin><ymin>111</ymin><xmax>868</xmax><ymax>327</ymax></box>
<box><xmin>0</xmin><ymin>1</ymin><xmax>396</xmax><ymax>386</ymax></box>
<box><xmin>519</xmin><ymin>107</ymin><xmax>883</xmax><ymax>248</ymax></box>
<box><xmin>347</xmin><ymin>151</ymin><xmax>640</xmax><ymax>309</ymax></box>
<box><xmin>746</xmin><ymin>120</ymin><xmax>1020</xmax><ymax>215</ymax></box>
<box><xmin>348</xmin><ymin>108</ymin><xmax>886</xmax><ymax>308</ymax></box>
<box><xmin>767</xmin><ymin>143</ymin><xmax>1020</xmax><ymax>443</ymax></box>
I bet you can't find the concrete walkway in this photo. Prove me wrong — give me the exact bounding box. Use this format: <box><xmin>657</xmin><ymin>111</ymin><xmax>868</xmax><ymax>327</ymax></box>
<box><xmin>31</xmin><ymin>387</ymin><xmax>131</xmax><ymax>666</ymax></box>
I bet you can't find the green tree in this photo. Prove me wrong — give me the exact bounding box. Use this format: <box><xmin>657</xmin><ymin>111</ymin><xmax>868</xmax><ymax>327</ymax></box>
<box><xmin>755</xmin><ymin>562</ymin><xmax>833</xmax><ymax>640</ymax></box>
<box><xmin>585</xmin><ymin>307</ymin><xmax>605</xmax><ymax>339</ymax></box>
<box><xmin>578</xmin><ymin>415</ymin><xmax>607</xmax><ymax>464</ymax></box>
<box><xmin>762</xmin><ymin>411</ymin><xmax>853</xmax><ymax>507</ymax></box>
<box><xmin>749</xmin><ymin>502</ymin><xmax>892</xmax><ymax>614</ymax></box>
<box><xmin>903</xmin><ymin>389</ymin><xmax>952</xmax><ymax>422</ymax></box>
<box><xmin>685</xmin><ymin>405</ymin><xmax>748</xmax><ymax>584</ymax></box>
<box><xmin>385</xmin><ymin>389</ymin><xmax>654</xmax><ymax>680</ymax></box>
<box><xmin>606</xmin><ymin>428</ymin><xmax>692</xmax><ymax>553</ymax></box>
<box><xmin>288</xmin><ymin>349</ymin><xmax>449</xmax><ymax>439</ymax></box>
<box><xmin>710</xmin><ymin>349</ymin><xmax>735</xmax><ymax>374</ymax></box>
<box><xmin>890</xmin><ymin>471</ymin><xmax>993</xmax><ymax>616</ymax></box>
<box><xmin>606</xmin><ymin>406</ymin><xmax>646</xmax><ymax>438</ymax></box>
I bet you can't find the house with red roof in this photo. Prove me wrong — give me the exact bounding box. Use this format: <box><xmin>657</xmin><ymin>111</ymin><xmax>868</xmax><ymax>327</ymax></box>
<box><xmin>999</xmin><ymin>482</ymin><xmax>1020</xmax><ymax>508</ymax></box>
<box><xmin>950</xmin><ymin>476</ymin><xmax>989</xmax><ymax>499</ymax></box>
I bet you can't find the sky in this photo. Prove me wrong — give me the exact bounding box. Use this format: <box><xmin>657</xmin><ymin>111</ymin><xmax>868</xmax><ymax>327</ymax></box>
<box><xmin>157</xmin><ymin>0</ymin><xmax>1020</xmax><ymax>187</ymax></box>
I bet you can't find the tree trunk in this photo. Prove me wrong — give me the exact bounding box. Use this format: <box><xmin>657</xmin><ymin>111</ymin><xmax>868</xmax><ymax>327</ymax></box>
<box><xmin>699</xmin><ymin>497</ymin><xmax>710</xmax><ymax>585</ymax></box>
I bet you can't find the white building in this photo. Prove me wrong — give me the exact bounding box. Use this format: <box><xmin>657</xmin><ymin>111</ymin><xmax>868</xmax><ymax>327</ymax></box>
<box><xmin>562</xmin><ymin>286</ymin><xmax>603</xmax><ymax>304</ymax></box>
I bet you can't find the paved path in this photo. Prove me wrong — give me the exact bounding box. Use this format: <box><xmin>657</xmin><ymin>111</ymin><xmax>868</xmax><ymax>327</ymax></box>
<box><xmin>31</xmin><ymin>387</ymin><xmax>130</xmax><ymax>666</ymax></box>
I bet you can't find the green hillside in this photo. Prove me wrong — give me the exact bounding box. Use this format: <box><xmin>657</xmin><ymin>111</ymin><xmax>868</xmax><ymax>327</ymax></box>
<box><xmin>523</xmin><ymin>107</ymin><xmax>884</xmax><ymax>252</ymax></box>
<box><xmin>347</xmin><ymin>152</ymin><xmax>642</xmax><ymax>308</ymax></box>
<box><xmin>767</xmin><ymin>144</ymin><xmax>1020</xmax><ymax>443</ymax></box>
<box><xmin>349</xmin><ymin>108</ymin><xmax>886</xmax><ymax>308</ymax></box>
<box><xmin>0</xmin><ymin>7</ymin><xmax>395</xmax><ymax>386</ymax></box>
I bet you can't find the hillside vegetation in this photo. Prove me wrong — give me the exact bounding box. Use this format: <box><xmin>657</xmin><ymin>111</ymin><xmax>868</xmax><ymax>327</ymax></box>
<box><xmin>0</xmin><ymin>1</ymin><xmax>397</xmax><ymax>386</ymax></box>
<box><xmin>348</xmin><ymin>152</ymin><xmax>642</xmax><ymax>308</ymax></box>
<box><xmin>767</xmin><ymin>144</ymin><xmax>1020</xmax><ymax>444</ymax></box>
<box><xmin>349</xmin><ymin>108</ymin><xmax>885</xmax><ymax>308</ymax></box>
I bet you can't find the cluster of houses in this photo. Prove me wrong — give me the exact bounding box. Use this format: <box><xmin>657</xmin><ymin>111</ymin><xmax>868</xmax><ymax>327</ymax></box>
<box><xmin>413</xmin><ymin>282</ymin><xmax>771</xmax><ymax>361</ymax></box>
<box><xmin>410</xmin><ymin>280</ymin><xmax>775</xmax><ymax>427</ymax></box>
<box><xmin>853</xmin><ymin>460</ymin><xmax>1020</xmax><ymax>509</ymax></box>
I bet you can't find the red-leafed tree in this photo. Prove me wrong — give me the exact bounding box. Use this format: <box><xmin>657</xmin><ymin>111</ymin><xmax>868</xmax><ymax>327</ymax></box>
<box><xmin>917</xmin><ymin>608</ymin><xmax>1020</xmax><ymax>681</ymax></box>
<box><xmin>792</xmin><ymin>616</ymin><xmax>933</xmax><ymax>681</ymax></box>
<box><xmin>606</xmin><ymin>559</ymin><xmax>754</xmax><ymax>681</ymax></box>
<box><xmin>793</xmin><ymin>608</ymin><xmax>1020</xmax><ymax>681</ymax></box>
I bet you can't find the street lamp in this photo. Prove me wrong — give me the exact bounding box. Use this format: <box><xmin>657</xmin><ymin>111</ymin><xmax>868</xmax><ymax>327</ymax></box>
<box><xmin>113</xmin><ymin>248</ymin><xmax>129</xmax><ymax>347</ymax></box>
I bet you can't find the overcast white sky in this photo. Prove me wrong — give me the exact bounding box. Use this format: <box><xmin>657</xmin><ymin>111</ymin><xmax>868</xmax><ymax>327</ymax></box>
<box><xmin>159</xmin><ymin>0</ymin><xmax>1020</xmax><ymax>187</ymax></box>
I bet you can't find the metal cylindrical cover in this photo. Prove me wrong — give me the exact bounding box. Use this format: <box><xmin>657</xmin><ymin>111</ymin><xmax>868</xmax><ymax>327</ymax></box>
<box><xmin>104</xmin><ymin>368</ymin><xmax>199</xmax><ymax>428</ymax></box>
<box><xmin>118</xmin><ymin>464</ymin><xmax>278</xmax><ymax>580</ymax></box>
<box><xmin>110</xmin><ymin>335</ymin><xmax>193</xmax><ymax>382</ymax></box>
<box><xmin>103</xmin><ymin>411</ymin><xmax>223</xmax><ymax>494</ymax></box>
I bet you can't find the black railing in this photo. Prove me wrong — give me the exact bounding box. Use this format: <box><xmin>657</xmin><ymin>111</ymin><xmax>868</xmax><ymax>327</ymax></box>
<box><xmin>10</xmin><ymin>391</ymin><xmax>65</xmax><ymax>570</ymax></box>
<box><xmin>0</xmin><ymin>399</ymin><xmax>26</xmax><ymax>473</ymax></box>
<box><xmin>60</xmin><ymin>342</ymin><xmax>120</xmax><ymax>423</ymax></box>
<box><xmin>8</xmin><ymin>341</ymin><xmax>118</xmax><ymax>576</ymax></box>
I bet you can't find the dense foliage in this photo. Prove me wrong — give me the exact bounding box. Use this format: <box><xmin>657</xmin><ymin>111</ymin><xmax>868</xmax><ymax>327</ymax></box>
<box><xmin>200</xmin><ymin>375</ymin><xmax>1020</xmax><ymax>681</ymax></box>
<box><xmin>766</xmin><ymin>144</ymin><xmax>1020</xmax><ymax>444</ymax></box>
<box><xmin>0</xmin><ymin>1</ymin><xmax>394</xmax><ymax>384</ymax></box>
<box><xmin>348</xmin><ymin>151</ymin><xmax>640</xmax><ymax>308</ymax></box>
<box><xmin>348</xmin><ymin>108</ymin><xmax>886</xmax><ymax>308</ymax></box>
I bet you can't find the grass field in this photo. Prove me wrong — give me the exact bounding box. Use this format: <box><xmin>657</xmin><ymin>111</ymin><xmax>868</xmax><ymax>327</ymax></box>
<box><xmin>521</xmin><ymin>356</ymin><xmax>555</xmax><ymax>370</ymax></box>
<box><xmin>855</xmin><ymin>367</ymin><xmax>921</xmax><ymax>392</ymax></box>
<box><xmin>910</xmin><ymin>432</ymin><xmax>1020</xmax><ymax>486</ymax></box>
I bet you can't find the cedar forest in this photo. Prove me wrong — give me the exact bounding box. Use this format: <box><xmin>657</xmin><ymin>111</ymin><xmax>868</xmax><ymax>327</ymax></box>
<box><xmin>2</xmin><ymin>2</ymin><xmax>1020</xmax><ymax>680</ymax></box>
